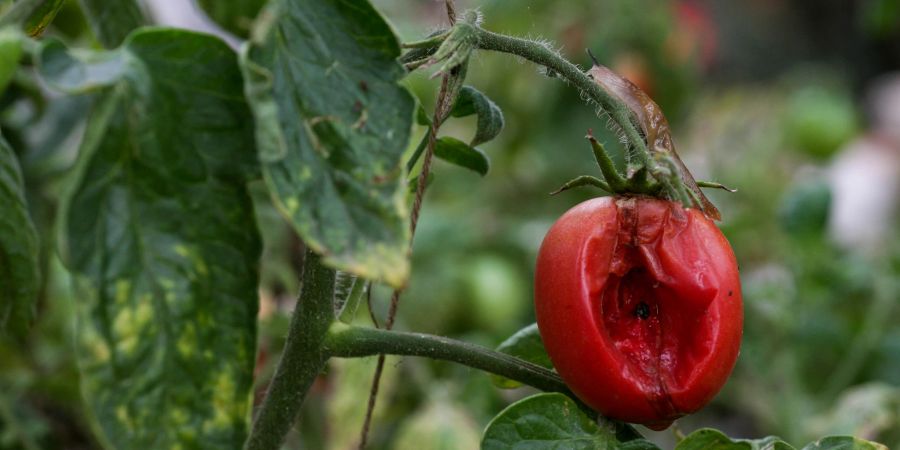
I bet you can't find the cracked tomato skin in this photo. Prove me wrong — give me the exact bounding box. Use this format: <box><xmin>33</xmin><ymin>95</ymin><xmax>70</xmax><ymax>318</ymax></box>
<box><xmin>534</xmin><ymin>196</ymin><xmax>742</xmax><ymax>430</ymax></box>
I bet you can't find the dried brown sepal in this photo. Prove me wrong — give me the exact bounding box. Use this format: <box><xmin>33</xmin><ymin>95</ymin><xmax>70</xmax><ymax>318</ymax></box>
<box><xmin>586</xmin><ymin>55</ymin><xmax>721</xmax><ymax>220</ymax></box>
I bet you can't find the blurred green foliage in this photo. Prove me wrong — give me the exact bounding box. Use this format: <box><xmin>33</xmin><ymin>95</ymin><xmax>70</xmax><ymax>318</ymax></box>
<box><xmin>1</xmin><ymin>0</ymin><xmax>898</xmax><ymax>449</ymax></box>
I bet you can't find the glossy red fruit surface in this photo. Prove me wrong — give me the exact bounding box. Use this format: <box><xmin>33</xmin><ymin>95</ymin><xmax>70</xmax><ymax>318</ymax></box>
<box><xmin>534</xmin><ymin>196</ymin><xmax>743</xmax><ymax>430</ymax></box>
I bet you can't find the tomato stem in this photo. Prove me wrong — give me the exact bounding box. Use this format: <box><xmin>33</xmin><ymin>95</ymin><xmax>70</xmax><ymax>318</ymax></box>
<box><xmin>324</xmin><ymin>322</ymin><xmax>570</xmax><ymax>393</ymax></box>
<box><xmin>244</xmin><ymin>250</ymin><xmax>336</xmax><ymax>450</ymax></box>
<box><xmin>401</xmin><ymin>16</ymin><xmax>720</xmax><ymax>211</ymax></box>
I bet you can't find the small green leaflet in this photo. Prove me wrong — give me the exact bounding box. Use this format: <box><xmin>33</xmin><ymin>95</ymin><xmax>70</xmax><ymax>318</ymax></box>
<box><xmin>407</xmin><ymin>86</ymin><xmax>504</xmax><ymax>174</ymax></box>
<box><xmin>481</xmin><ymin>393</ymin><xmax>660</xmax><ymax>450</ymax></box>
<box><xmin>434</xmin><ymin>136</ymin><xmax>490</xmax><ymax>176</ymax></box>
<box><xmin>0</xmin><ymin>131</ymin><xmax>40</xmax><ymax>338</ymax></box>
<box><xmin>492</xmin><ymin>323</ymin><xmax>554</xmax><ymax>388</ymax></box>
<box><xmin>675</xmin><ymin>429</ymin><xmax>888</xmax><ymax>450</ymax></box>
<box><xmin>77</xmin><ymin>0</ymin><xmax>146</xmax><ymax>48</ymax></box>
<box><xmin>450</xmin><ymin>85</ymin><xmax>504</xmax><ymax>146</ymax></box>
<box><xmin>241</xmin><ymin>0</ymin><xmax>415</xmax><ymax>289</ymax></box>
<box><xmin>38</xmin><ymin>29</ymin><xmax>261</xmax><ymax>449</ymax></box>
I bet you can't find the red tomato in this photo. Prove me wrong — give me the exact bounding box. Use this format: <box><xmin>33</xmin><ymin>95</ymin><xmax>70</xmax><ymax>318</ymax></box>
<box><xmin>534</xmin><ymin>197</ymin><xmax>742</xmax><ymax>430</ymax></box>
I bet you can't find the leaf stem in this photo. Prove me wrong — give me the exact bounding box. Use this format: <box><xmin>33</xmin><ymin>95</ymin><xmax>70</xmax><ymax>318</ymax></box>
<box><xmin>325</xmin><ymin>323</ymin><xmax>571</xmax><ymax>394</ymax></box>
<box><xmin>244</xmin><ymin>249</ymin><xmax>336</xmax><ymax>450</ymax></box>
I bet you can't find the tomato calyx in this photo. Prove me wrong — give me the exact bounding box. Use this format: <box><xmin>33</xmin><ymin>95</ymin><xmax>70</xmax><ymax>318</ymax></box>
<box><xmin>549</xmin><ymin>132</ymin><xmax>661</xmax><ymax>197</ymax></box>
<box><xmin>551</xmin><ymin>130</ymin><xmax>737</xmax><ymax>221</ymax></box>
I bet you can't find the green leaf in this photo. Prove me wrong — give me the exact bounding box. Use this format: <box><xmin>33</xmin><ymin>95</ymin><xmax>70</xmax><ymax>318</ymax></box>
<box><xmin>416</xmin><ymin>102</ymin><xmax>432</xmax><ymax>125</ymax></box>
<box><xmin>38</xmin><ymin>29</ymin><xmax>261</xmax><ymax>449</ymax></box>
<box><xmin>0</xmin><ymin>0</ymin><xmax>63</xmax><ymax>37</ymax></box>
<box><xmin>0</xmin><ymin>131</ymin><xmax>39</xmax><ymax>338</ymax></box>
<box><xmin>492</xmin><ymin>323</ymin><xmax>554</xmax><ymax>388</ymax></box>
<box><xmin>675</xmin><ymin>429</ymin><xmax>795</xmax><ymax>450</ymax></box>
<box><xmin>407</xmin><ymin>171</ymin><xmax>435</xmax><ymax>193</ymax></box>
<box><xmin>334</xmin><ymin>271</ymin><xmax>368</xmax><ymax>323</ymax></box>
<box><xmin>0</xmin><ymin>27</ymin><xmax>22</xmax><ymax>94</ymax></box>
<box><xmin>801</xmin><ymin>437</ymin><xmax>888</xmax><ymax>450</ymax></box>
<box><xmin>22</xmin><ymin>0</ymin><xmax>62</xmax><ymax>36</ymax></box>
<box><xmin>77</xmin><ymin>0</ymin><xmax>146</xmax><ymax>48</ymax></box>
<box><xmin>450</xmin><ymin>85</ymin><xmax>504</xmax><ymax>146</ymax></box>
<box><xmin>482</xmin><ymin>392</ymin><xmax>626</xmax><ymax>450</ymax></box>
<box><xmin>197</xmin><ymin>0</ymin><xmax>265</xmax><ymax>38</ymax></box>
<box><xmin>241</xmin><ymin>0</ymin><xmax>415</xmax><ymax>288</ymax></box>
<box><xmin>434</xmin><ymin>136</ymin><xmax>489</xmax><ymax>176</ymax></box>
<box><xmin>676</xmin><ymin>429</ymin><xmax>887</xmax><ymax>450</ymax></box>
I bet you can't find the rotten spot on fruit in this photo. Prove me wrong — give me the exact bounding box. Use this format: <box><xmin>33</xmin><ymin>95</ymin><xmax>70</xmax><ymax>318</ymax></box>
<box><xmin>635</xmin><ymin>301</ymin><xmax>650</xmax><ymax>319</ymax></box>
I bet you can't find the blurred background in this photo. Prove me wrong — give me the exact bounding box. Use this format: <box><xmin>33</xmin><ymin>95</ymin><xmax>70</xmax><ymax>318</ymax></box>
<box><xmin>1</xmin><ymin>0</ymin><xmax>898</xmax><ymax>448</ymax></box>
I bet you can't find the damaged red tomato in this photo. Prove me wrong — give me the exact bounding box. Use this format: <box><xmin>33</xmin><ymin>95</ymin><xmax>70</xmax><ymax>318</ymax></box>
<box><xmin>534</xmin><ymin>196</ymin><xmax>743</xmax><ymax>430</ymax></box>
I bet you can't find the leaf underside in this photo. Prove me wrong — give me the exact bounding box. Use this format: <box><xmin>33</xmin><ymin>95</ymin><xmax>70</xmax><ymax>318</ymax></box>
<box><xmin>241</xmin><ymin>0</ymin><xmax>415</xmax><ymax>288</ymax></box>
<box><xmin>450</xmin><ymin>85</ymin><xmax>504</xmax><ymax>147</ymax></box>
<box><xmin>39</xmin><ymin>29</ymin><xmax>261</xmax><ymax>449</ymax></box>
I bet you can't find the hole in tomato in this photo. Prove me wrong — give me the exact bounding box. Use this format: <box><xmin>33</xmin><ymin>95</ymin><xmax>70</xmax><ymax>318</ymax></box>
<box><xmin>634</xmin><ymin>301</ymin><xmax>650</xmax><ymax>319</ymax></box>
<box><xmin>596</xmin><ymin>267</ymin><xmax>715</xmax><ymax>414</ymax></box>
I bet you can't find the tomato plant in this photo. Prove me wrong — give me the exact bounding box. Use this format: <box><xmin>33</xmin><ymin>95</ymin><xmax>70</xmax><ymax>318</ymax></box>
<box><xmin>535</xmin><ymin>196</ymin><xmax>743</xmax><ymax>430</ymax></box>
<box><xmin>0</xmin><ymin>0</ymin><xmax>891</xmax><ymax>449</ymax></box>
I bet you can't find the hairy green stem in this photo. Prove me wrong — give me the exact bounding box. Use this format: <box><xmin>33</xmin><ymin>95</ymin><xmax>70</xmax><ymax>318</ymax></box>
<box><xmin>471</xmin><ymin>28</ymin><xmax>654</xmax><ymax>171</ymax></box>
<box><xmin>244</xmin><ymin>250</ymin><xmax>337</xmax><ymax>450</ymax></box>
<box><xmin>325</xmin><ymin>323</ymin><xmax>570</xmax><ymax>394</ymax></box>
<box><xmin>326</xmin><ymin>322</ymin><xmax>646</xmax><ymax>439</ymax></box>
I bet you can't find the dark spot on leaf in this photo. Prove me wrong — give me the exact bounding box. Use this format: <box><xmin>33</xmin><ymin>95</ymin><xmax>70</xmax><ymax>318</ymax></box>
<box><xmin>353</xmin><ymin>100</ymin><xmax>363</xmax><ymax>113</ymax></box>
<box><xmin>359</xmin><ymin>80</ymin><xmax>368</xmax><ymax>93</ymax></box>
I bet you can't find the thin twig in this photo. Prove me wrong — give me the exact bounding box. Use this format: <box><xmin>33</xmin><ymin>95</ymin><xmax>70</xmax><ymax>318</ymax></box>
<box><xmin>444</xmin><ymin>0</ymin><xmax>457</xmax><ymax>25</ymax></box>
<box><xmin>357</xmin><ymin>3</ymin><xmax>458</xmax><ymax>448</ymax></box>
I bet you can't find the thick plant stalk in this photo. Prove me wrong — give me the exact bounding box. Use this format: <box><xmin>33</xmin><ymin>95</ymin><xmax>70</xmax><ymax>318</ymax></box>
<box><xmin>244</xmin><ymin>250</ymin><xmax>336</xmax><ymax>450</ymax></box>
